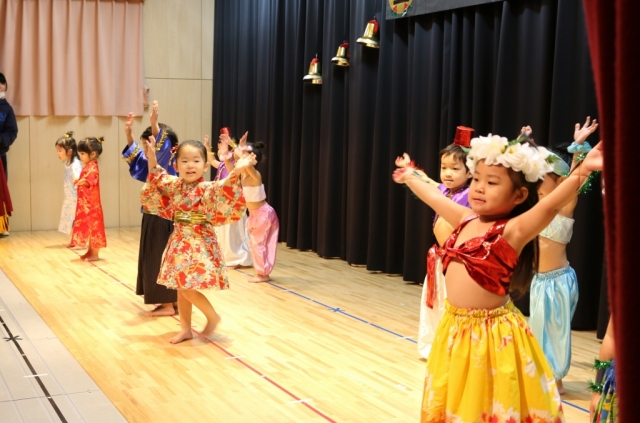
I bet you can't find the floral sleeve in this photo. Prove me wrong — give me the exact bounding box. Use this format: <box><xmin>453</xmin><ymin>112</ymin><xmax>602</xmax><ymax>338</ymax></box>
<box><xmin>140</xmin><ymin>165</ymin><xmax>178</xmax><ymax>220</ymax></box>
<box><xmin>201</xmin><ymin>172</ymin><xmax>246</xmax><ymax>226</ymax></box>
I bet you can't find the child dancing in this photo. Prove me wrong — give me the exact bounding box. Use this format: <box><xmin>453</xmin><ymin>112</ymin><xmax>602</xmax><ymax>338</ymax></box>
<box><xmin>207</xmin><ymin>129</ymin><xmax>252</xmax><ymax>268</ymax></box>
<box><xmin>55</xmin><ymin>131</ymin><xmax>82</xmax><ymax>244</ymax></box>
<box><xmin>393</xmin><ymin>133</ymin><xmax>602</xmax><ymax>422</ymax></box>
<box><xmin>123</xmin><ymin>101</ymin><xmax>180</xmax><ymax>316</ymax></box>
<box><xmin>398</xmin><ymin>126</ymin><xmax>474</xmax><ymax>359</ymax></box>
<box><xmin>141</xmin><ymin>136</ymin><xmax>251</xmax><ymax>343</ymax></box>
<box><xmin>237</xmin><ymin>141</ymin><xmax>279</xmax><ymax>282</ymax></box>
<box><xmin>529</xmin><ymin>117</ymin><xmax>599</xmax><ymax>394</ymax></box>
<box><xmin>70</xmin><ymin>137</ymin><xmax>106</xmax><ymax>261</ymax></box>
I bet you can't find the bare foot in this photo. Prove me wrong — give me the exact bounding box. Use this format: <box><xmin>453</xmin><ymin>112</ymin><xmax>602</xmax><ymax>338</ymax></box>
<box><xmin>168</xmin><ymin>330</ymin><xmax>193</xmax><ymax>344</ymax></box>
<box><xmin>556</xmin><ymin>379</ymin><xmax>565</xmax><ymax>395</ymax></box>
<box><xmin>145</xmin><ymin>305</ymin><xmax>176</xmax><ymax>317</ymax></box>
<box><xmin>200</xmin><ymin>314</ymin><xmax>221</xmax><ymax>339</ymax></box>
<box><xmin>248</xmin><ymin>274</ymin><xmax>270</xmax><ymax>283</ymax></box>
<box><xmin>82</xmin><ymin>255</ymin><xmax>100</xmax><ymax>262</ymax></box>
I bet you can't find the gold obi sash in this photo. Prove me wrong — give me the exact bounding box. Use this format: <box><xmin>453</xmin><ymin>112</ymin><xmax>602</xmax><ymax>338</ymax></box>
<box><xmin>173</xmin><ymin>211</ymin><xmax>207</xmax><ymax>225</ymax></box>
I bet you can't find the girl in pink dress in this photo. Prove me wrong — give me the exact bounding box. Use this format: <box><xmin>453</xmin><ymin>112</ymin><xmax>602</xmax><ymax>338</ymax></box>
<box><xmin>237</xmin><ymin>142</ymin><xmax>279</xmax><ymax>283</ymax></box>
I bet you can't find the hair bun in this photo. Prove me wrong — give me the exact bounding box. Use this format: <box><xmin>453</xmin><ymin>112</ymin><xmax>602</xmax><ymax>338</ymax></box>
<box><xmin>64</xmin><ymin>131</ymin><xmax>74</xmax><ymax>138</ymax></box>
<box><xmin>97</xmin><ymin>136</ymin><xmax>105</xmax><ymax>144</ymax></box>
<box><xmin>253</xmin><ymin>141</ymin><xmax>265</xmax><ymax>149</ymax></box>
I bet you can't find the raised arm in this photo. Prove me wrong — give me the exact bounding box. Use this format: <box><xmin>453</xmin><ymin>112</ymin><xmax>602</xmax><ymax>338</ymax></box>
<box><xmin>203</xmin><ymin>135</ymin><xmax>221</xmax><ymax>169</ymax></box>
<box><xmin>124</xmin><ymin>113</ymin><xmax>135</xmax><ymax>147</ymax></box>
<box><xmin>570</xmin><ymin>117</ymin><xmax>598</xmax><ymax>172</ymax></box>
<box><xmin>143</xmin><ymin>135</ymin><xmax>158</xmax><ymax>170</ymax></box>
<box><xmin>505</xmin><ymin>142</ymin><xmax>603</xmax><ymax>251</ymax></box>
<box><xmin>393</xmin><ymin>164</ymin><xmax>473</xmax><ymax>228</ymax></box>
<box><xmin>150</xmin><ymin>101</ymin><xmax>160</xmax><ymax>138</ymax></box>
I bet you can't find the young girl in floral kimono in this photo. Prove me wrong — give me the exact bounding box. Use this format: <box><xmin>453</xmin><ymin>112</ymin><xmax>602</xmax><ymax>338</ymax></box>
<box><xmin>141</xmin><ymin>136</ymin><xmax>252</xmax><ymax>344</ymax></box>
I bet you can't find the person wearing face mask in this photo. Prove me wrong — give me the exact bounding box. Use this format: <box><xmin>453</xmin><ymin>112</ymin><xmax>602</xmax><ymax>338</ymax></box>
<box><xmin>0</xmin><ymin>73</ymin><xmax>18</xmax><ymax>181</ymax></box>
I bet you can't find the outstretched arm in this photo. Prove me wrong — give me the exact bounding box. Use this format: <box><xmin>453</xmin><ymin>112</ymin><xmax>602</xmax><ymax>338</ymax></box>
<box><xmin>505</xmin><ymin>142</ymin><xmax>603</xmax><ymax>251</ymax></box>
<box><xmin>395</xmin><ymin>153</ymin><xmax>440</xmax><ymax>186</ymax></box>
<box><xmin>393</xmin><ymin>165</ymin><xmax>473</xmax><ymax>228</ymax></box>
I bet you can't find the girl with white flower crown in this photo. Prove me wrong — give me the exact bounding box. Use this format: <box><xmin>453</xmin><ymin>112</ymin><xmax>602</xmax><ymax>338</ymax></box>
<box><xmin>528</xmin><ymin>117</ymin><xmax>599</xmax><ymax>396</ymax></box>
<box><xmin>393</xmin><ymin>133</ymin><xmax>603</xmax><ymax>423</ymax></box>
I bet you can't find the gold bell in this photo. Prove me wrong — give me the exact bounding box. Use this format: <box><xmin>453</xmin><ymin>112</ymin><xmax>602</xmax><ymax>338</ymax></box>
<box><xmin>303</xmin><ymin>56</ymin><xmax>322</xmax><ymax>84</ymax></box>
<box><xmin>331</xmin><ymin>42</ymin><xmax>350</xmax><ymax>66</ymax></box>
<box><xmin>357</xmin><ymin>18</ymin><xmax>380</xmax><ymax>48</ymax></box>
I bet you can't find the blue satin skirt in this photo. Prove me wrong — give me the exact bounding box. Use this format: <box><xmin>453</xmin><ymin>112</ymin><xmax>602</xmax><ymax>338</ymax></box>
<box><xmin>529</xmin><ymin>266</ymin><xmax>579</xmax><ymax>379</ymax></box>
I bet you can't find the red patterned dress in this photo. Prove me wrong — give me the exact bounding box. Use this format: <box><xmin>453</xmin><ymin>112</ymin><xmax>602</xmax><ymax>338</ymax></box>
<box><xmin>140</xmin><ymin>166</ymin><xmax>246</xmax><ymax>290</ymax></box>
<box><xmin>70</xmin><ymin>160</ymin><xmax>106</xmax><ymax>248</ymax></box>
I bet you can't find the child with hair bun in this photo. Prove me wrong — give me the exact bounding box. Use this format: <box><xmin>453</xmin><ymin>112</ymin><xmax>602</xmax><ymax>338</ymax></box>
<box><xmin>70</xmin><ymin>137</ymin><xmax>106</xmax><ymax>261</ymax></box>
<box><xmin>55</xmin><ymin>131</ymin><xmax>82</xmax><ymax>243</ymax></box>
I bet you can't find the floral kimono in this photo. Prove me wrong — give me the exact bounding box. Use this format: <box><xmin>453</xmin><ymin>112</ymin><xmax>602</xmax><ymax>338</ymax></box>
<box><xmin>140</xmin><ymin>166</ymin><xmax>246</xmax><ymax>290</ymax></box>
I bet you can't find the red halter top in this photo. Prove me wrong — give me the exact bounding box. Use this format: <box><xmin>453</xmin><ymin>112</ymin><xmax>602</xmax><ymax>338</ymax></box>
<box><xmin>425</xmin><ymin>215</ymin><xmax>519</xmax><ymax>308</ymax></box>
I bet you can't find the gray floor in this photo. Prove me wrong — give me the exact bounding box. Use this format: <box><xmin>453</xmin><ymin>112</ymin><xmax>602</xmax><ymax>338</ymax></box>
<box><xmin>0</xmin><ymin>269</ymin><xmax>126</xmax><ymax>423</ymax></box>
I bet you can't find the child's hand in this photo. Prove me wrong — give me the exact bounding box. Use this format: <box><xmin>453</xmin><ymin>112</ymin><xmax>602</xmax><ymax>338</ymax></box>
<box><xmin>574</xmin><ymin>116</ymin><xmax>598</xmax><ymax>144</ymax></box>
<box><xmin>392</xmin><ymin>167</ymin><xmax>415</xmax><ymax>184</ymax></box>
<box><xmin>582</xmin><ymin>141</ymin><xmax>603</xmax><ymax>172</ymax></box>
<box><xmin>395</xmin><ymin>153</ymin><xmax>411</xmax><ymax>168</ymax></box>
<box><xmin>143</xmin><ymin>135</ymin><xmax>157</xmax><ymax>157</ymax></box>
<box><xmin>76</xmin><ymin>179</ymin><xmax>89</xmax><ymax>187</ymax></box>
<box><xmin>203</xmin><ymin>135</ymin><xmax>211</xmax><ymax>150</ymax></box>
<box><xmin>219</xmin><ymin>133</ymin><xmax>232</xmax><ymax>147</ymax></box>
<box><xmin>235</xmin><ymin>153</ymin><xmax>256</xmax><ymax>171</ymax></box>
<box><xmin>239</xmin><ymin>131</ymin><xmax>248</xmax><ymax>148</ymax></box>
<box><xmin>150</xmin><ymin>100</ymin><xmax>159</xmax><ymax>126</ymax></box>
<box><xmin>520</xmin><ymin>125</ymin><xmax>533</xmax><ymax>137</ymax></box>
<box><xmin>125</xmin><ymin>113</ymin><xmax>135</xmax><ymax>137</ymax></box>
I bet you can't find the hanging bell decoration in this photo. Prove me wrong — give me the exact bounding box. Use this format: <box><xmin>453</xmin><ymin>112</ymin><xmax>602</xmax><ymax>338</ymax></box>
<box><xmin>303</xmin><ymin>56</ymin><xmax>322</xmax><ymax>84</ymax></box>
<box><xmin>331</xmin><ymin>42</ymin><xmax>350</xmax><ymax>66</ymax></box>
<box><xmin>357</xmin><ymin>18</ymin><xmax>380</xmax><ymax>48</ymax></box>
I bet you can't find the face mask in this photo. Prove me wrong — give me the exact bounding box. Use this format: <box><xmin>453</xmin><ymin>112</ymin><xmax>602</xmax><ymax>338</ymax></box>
<box><xmin>0</xmin><ymin>92</ymin><xmax>5</xmax><ymax>99</ymax></box>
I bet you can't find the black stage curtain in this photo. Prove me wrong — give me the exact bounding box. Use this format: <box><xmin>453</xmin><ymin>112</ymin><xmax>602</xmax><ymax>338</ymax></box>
<box><xmin>213</xmin><ymin>0</ymin><xmax>604</xmax><ymax>330</ymax></box>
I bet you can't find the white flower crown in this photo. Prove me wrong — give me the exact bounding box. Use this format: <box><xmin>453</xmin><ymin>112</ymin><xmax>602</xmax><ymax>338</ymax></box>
<box><xmin>466</xmin><ymin>134</ymin><xmax>554</xmax><ymax>183</ymax></box>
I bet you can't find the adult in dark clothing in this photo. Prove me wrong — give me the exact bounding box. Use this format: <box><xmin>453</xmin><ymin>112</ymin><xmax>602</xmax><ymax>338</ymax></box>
<box><xmin>0</xmin><ymin>72</ymin><xmax>18</xmax><ymax>180</ymax></box>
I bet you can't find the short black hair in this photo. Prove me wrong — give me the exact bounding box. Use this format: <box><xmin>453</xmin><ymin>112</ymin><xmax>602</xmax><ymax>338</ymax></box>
<box><xmin>439</xmin><ymin>144</ymin><xmax>469</xmax><ymax>170</ymax></box>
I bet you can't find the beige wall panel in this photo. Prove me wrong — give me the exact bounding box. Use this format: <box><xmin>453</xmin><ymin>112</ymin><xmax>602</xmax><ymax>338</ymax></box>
<box><xmin>29</xmin><ymin>117</ymin><xmax>81</xmax><ymax>231</ymax></box>
<box><xmin>202</xmin><ymin>0</ymin><xmax>215</xmax><ymax>80</ymax></box>
<box><xmin>143</xmin><ymin>0</ymin><xmax>202</xmax><ymax>80</ymax></box>
<box><xmin>145</xmin><ymin>78</ymin><xmax>203</xmax><ymax>141</ymax></box>
<box><xmin>6</xmin><ymin>117</ymin><xmax>31</xmax><ymax>232</ymax></box>
<box><xmin>118</xmin><ymin>112</ymin><xmax>151</xmax><ymax>227</ymax></box>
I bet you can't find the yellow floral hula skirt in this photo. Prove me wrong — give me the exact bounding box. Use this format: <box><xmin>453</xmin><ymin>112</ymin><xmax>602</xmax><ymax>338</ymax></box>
<box><xmin>421</xmin><ymin>300</ymin><xmax>565</xmax><ymax>423</ymax></box>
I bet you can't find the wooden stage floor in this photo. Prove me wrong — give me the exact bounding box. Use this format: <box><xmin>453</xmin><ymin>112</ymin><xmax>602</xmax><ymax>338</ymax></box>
<box><xmin>0</xmin><ymin>228</ymin><xmax>597</xmax><ymax>422</ymax></box>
